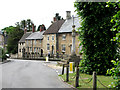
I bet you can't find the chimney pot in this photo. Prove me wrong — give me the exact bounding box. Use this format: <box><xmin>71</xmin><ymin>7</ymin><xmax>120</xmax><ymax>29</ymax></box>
<box><xmin>53</xmin><ymin>17</ymin><xmax>56</xmax><ymax>22</ymax></box>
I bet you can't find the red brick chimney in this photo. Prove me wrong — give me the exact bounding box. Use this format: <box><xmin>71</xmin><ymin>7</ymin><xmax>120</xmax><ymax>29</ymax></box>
<box><xmin>32</xmin><ymin>24</ymin><xmax>35</xmax><ymax>33</ymax></box>
<box><xmin>24</xmin><ymin>27</ymin><xmax>27</xmax><ymax>34</ymax></box>
<box><xmin>40</xmin><ymin>24</ymin><xmax>45</xmax><ymax>32</ymax></box>
<box><xmin>53</xmin><ymin>17</ymin><xmax>56</xmax><ymax>22</ymax></box>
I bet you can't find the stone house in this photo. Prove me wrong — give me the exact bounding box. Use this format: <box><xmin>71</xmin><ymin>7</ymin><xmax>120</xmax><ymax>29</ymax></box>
<box><xmin>0</xmin><ymin>31</ymin><xmax>3</xmax><ymax>48</ymax></box>
<box><xmin>43</xmin><ymin>19</ymin><xmax>65</xmax><ymax>56</ymax></box>
<box><xmin>18</xmin><ymin>31</ymin><xmax>31</xmax><ymax>58</ymax></box>
<box><xmin>58</xmin><ymin>11</ymin><xmax>82</xmax><ymax>56</ymax></box>
<box><xmin>25</xmin><ymin>30</ymin><xmax>45</xmax><ymax>57</ymax></box>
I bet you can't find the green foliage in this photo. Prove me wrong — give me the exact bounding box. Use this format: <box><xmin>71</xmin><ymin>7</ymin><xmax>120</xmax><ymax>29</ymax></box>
<box><xmin>107</xmin><ymin>60</ymin><xmax>120</xmax><ymax>89</ymax></box>
<box><xmin>107</xmin><ymin>1</ymin><xmax>120</xmax><ymax>89</ymax></box>
<box><xmin>7</xmin><ymin>26</ymin><xmax>24</xmax><ymax>54</ymax></box>
<box><xmin>37</xmin><ymin>24</ymin><xmax>46</xmax><ymax>31</ymax></box>
<box><xmin>74</xmin><ymin>2</ymin><xmax>119</xmax><ymax>75</ymax></box>
<box><xmin>2</xmin><ymin>26</ymin><xmax>16</xmax><ymax>34</ymax></box>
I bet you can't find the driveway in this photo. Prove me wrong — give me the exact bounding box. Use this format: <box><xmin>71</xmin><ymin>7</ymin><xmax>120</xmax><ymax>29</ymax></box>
<box><xmin>1</xmin><ymin>59</ymin><xmax>72</xmax><ymax>88</ymax></box>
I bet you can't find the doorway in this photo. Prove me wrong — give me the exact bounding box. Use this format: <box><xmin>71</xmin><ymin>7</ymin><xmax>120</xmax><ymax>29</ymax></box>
<box><xmin>41</xmin><ymin>49</ymin><xmax>43</xmax><ymax>57</ymax></box>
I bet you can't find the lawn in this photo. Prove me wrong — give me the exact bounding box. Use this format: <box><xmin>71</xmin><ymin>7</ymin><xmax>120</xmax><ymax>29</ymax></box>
<box><xmin>59</xmin><ymin>72</ymin><xmax>116</xmax><ymax>89</ymax></box>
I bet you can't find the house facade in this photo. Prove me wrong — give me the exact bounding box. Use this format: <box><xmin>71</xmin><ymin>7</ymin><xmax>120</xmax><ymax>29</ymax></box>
<box><xmin>58</xmin><ymin>11</ymin><xmax>82</xmax><ymax>56</ymax></box>
<box><xmin>18</xmin><ymin>32</ymin><xmax>31</xmax><ymax>58</ymax></box>
<box><xmin>25</xmin><ymin>31</ymin><xmax>45</xmax><ymax>57</ymax></box>
<box><xmin>0</xmin><ymin>32</ymin><xmax>3</xmax><ymax>48</ymax></box>
<box><xmin>43</xmin><ymin>19</ymin><xmax>65</xmax><ymax>56</ymax></box>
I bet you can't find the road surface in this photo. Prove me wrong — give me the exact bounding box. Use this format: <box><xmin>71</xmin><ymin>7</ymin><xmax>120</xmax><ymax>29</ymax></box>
<box><xmin>1</xmin><ymin>59</ymin><xmax>72</xmax><ymax>89</ymax></box>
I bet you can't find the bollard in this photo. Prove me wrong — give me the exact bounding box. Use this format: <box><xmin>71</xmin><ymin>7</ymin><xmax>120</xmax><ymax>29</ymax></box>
<box><xmin>66</xmin><ymin>61</ymin><xmax>69</xmax><ymax>82</ymax></box>
<box><xmin>46</xmin><ymin>56</ymin><xmax>49</xmax><ymax>62</ymax></box>
<box><xmin>93</xmin><ymin>71</ymin><xmax>97</xmax><ymax>90</ymax></box>
<box><xmin>75</xmin><ymin>62</ymin><xmax>79</xmax><ymax>88</ymax></box>
<box><xmin>62</xmin><ymin>64</ymin><xmax>65</xmax><ymax>75</ymax></box>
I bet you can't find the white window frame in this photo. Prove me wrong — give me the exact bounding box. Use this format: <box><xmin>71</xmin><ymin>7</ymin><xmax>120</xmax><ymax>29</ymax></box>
<box><xmin>62</xmin><ymin>44</ymin><xmax>66</xmax><ymax>52</ymax></box>
<box><xmin>62</xmin><ymin>35</ymin><xmax>66</xmax><ymax>40</ymax></box>
<box><xmin>52</xmin><ymin>35</ymin><xmax>54</xmax><ymax>41</ymax></box>
<box><xmin>40</xmin><ymin>40</ymin><xmax>42</xmax><ymax>44</ymax></box>
<box><xmin>47</xmin><ymin>36</ymin><xmax>49</xmax><ymax>41</ymax></box>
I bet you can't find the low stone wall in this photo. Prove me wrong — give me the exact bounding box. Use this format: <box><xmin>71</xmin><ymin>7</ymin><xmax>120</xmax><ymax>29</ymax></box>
<box><xmin>10</xmin><ymin>53</ymin><xmax>18</xmax><ymax>59</ymax></box>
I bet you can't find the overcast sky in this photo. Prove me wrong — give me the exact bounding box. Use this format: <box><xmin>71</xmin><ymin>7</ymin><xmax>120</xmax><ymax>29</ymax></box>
<box><xmin>0</xmin><ymin>0</ymin><xmax>76</xmax><ymax>30</ymax></box>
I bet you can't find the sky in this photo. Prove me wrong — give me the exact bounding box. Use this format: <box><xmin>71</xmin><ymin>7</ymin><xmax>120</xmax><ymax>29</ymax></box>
<box><xmin>0</xmin><ymin>0</ymin><xmax>76</xmax><ymax>30</ymax></box>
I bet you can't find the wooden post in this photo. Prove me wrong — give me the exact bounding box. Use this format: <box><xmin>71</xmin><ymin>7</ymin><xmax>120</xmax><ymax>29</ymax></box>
<box><xmin>93</xmin><ymin>71</ymin><xmax>97</xmax><ymax>90</ymax></box>
<box><xmin>62</xmin><ymin>64</ymin><xmax>64</xmax><ymax>75</ymax></box>
<box><xmin>66</xmin><ymin>61</ymin><xmax>69</xmax><ymax>82</ymax></box>
<box><xmin>75</xmin><ymin>62</ymin><xmax>79</xmax><ymax>88</ymax></box>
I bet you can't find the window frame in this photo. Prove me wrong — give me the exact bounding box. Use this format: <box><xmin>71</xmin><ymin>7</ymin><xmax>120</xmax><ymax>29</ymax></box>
<box><xmin>62</xmin><ymin>34</ymin><xmax>66</xmax><ymax>40</ymax></box>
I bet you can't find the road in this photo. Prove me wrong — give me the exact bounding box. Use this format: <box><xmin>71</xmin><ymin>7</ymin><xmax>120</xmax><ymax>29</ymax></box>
<box><xmin>1</xmin><ymin>59</ymin><xmax>72</xmax><ymax>89</ymax></box>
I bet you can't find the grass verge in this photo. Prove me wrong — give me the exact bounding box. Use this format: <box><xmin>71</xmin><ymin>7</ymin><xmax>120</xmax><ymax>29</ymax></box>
<box><xmin>59</xmin><ymin>72</ymin><xmax>116</xmax><ymax>89</ymax></box>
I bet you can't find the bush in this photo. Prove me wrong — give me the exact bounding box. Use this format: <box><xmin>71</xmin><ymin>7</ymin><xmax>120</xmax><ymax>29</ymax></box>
<box><xmin>107</xmin><ymin>60</ymin><xmax>120</xmax><ymax>89</ymax></box>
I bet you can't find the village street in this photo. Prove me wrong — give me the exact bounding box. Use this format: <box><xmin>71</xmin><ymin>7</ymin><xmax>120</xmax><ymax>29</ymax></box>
<box><xmin>1</xmin><ymin>59</ymin><xmax>73</xmax><ymax>89</ymax></box>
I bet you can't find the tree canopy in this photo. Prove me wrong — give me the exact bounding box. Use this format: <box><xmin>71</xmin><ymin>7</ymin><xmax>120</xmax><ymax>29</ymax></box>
<box><xmin>74</xmin><ymin>2</ymin><xmax>119</xmax><ymax>75</ymax></box>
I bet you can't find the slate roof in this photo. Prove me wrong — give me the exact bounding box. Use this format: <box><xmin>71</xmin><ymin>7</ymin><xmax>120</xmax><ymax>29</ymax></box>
<box><xmin>26</xmin><ymin>31</ymin><xmax>45</xmax><ymax>40</ymax></box>
<box><xmin>58</xmin><ymin>17</ymin><xmax>81</xmax><ymax>33</ymax></box>
<box><xmin>44</xmin><ymin>20</ymin><xmax>65</xmax><ymax>35</ymax></box>
<box><xmin>19</xmin><ymin>32</ymin><xmax>31</xmax><ymax>43</ymax></box>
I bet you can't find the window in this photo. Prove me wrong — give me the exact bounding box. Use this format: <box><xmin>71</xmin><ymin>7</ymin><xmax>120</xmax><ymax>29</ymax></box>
<box><xmin>47</xmin><ymin>44</ymin><xmax>50</xmax><ymax>50</ymax></box>
<box><xmin>62</xmin><ymin>44</ymin><xmax>66</xmax><ymax>52</ymax></box>
<box><xmin>34</xmin><ymin>40</ymin><xmax>36</xmax><ymax>45</ymax></box>
<box><xmin>40</xmin><ymin>40</ymin><xmax>42</xmax><ymax>43</ymax></box>
<box><xmin>19</xmin><ymin>49</ymin><xmax>21</xmax><ymax>52</ymax></box>
<box><xmin>37</xmin><ymin>48</ymin><xmax>39</xmax><ymax>52</ymax></box>
<box><xmin>26</xmin><ymin>40</ymin><xmax>28</xmax><ymax>46</ymax></box>
<box><xmin>34</xmin><ymin>47</ymin><xmax>36</xmax><ymax>52</ymax></box>
<box><xmin>30</xmin><ymin>47</ymin><xmax>32</xmax><ymax>52</ymax></box>
<box><xmin>47</xmin><ymin>36</ymin><xmax>49</xmax><ymax>40</ymax></box>
<box><xmin>52</xmin><ymin>35</ymin><xmax>54</xmax><ymax>40</ymax></box>
<box><xmin>62</xmin><ymin>35</ymin><xmax>66</xmax><ymax>40</ymax></box>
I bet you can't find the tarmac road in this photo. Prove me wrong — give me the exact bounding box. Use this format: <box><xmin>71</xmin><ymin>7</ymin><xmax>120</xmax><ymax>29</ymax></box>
<box><xmin>1</xmin><ymin>59</ymin><xmax>71</xmax><ymax>88</ymax></box>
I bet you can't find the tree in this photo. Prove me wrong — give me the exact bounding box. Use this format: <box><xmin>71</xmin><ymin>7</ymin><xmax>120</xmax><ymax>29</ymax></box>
<box><xmin>107</xmin><ymin>1</ymin><xmax>120</xmax><ymax>89</ymax></box>
<box><xmin>37</xmin><ymin>24</ymin><xmax>46</xmax><ymax>31</ymax></box>
<box><xmin>74</xmin><ymin>2</ymin><xmax>119</xmax><ymax>74</ymax></box>
<box><xmin>19</xmin><ymin>19</ymin><xmax>34</xmax><ymax>31</ymax></box>
<box><xmin>7</xmin><ymin>26</ymin><xmax>24</xmax><ymax>54</ymax></box>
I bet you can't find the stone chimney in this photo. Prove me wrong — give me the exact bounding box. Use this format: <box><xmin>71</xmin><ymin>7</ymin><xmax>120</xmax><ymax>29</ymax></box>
<box><xmin>24</xmin><ymin>27</ymin><xmax>27</xmax><ymax>34</ymax></box>
<box><xmin>66</xmin><ymin>11</ymin><xmax>71</xmax><ymax>20</ymax></box>
<box><xmin>32</xmin><ymin>24</ymin><xmax>35</xmax><ymax>33</ymax></box>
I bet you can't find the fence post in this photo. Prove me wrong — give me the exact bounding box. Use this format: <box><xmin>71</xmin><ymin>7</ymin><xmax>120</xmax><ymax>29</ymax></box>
<box><xmin>62</xmin><ymin>64</ymin><xmax>64</xmax><ymax>75</ymax></box>
<box><xmin>75</xmin><ymin>62</ymin><xmax>79</xmax><ymax>88</ymax></box>
<box><xmin>66</xmin><ymin>61</ymin><xmax>69</xmax><ymax>82</ymax></box>
<box><xmin>93</xmin><ymin>71</ymin><xmax>97</xmax><ymax>90</ymax></box>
